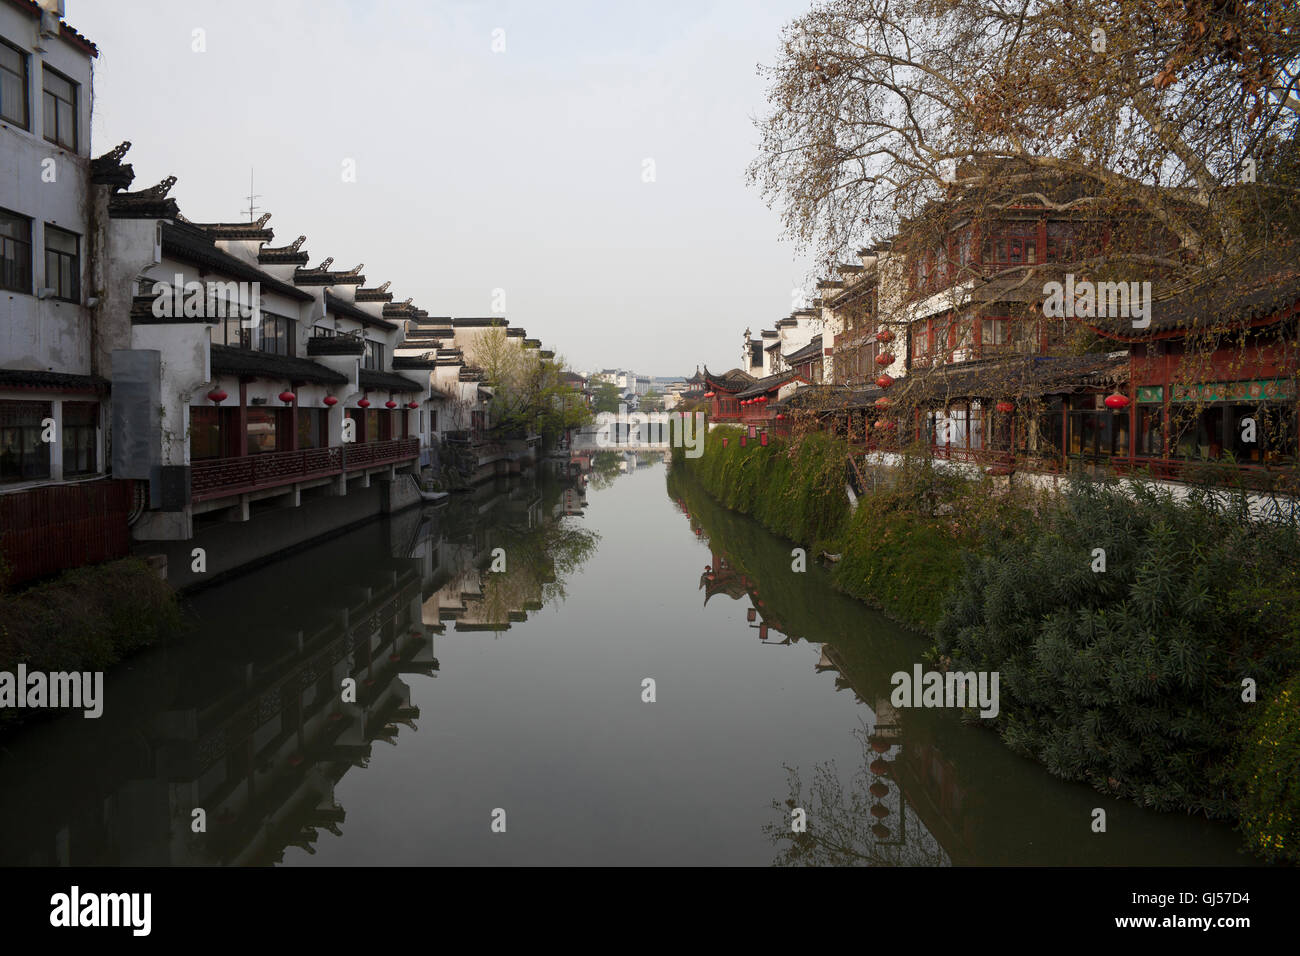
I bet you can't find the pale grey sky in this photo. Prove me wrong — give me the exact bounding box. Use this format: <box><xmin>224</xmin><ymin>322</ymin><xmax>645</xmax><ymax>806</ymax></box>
<box><xmin>74</xmin><ymin>0</ymin><xmax>815</xmax><ymax>376</ymax></box>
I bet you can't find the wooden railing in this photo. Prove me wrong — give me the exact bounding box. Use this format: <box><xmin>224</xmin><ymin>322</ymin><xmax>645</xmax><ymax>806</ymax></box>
<box><xmin>192</xmin><ymin>438</ymin><xmax>419</xmax><ymax>502</ymax></box>
<box><xmin>0</xmin><ymin>479</ymin><xmax>134</xmax><ymax>586</ymax></box>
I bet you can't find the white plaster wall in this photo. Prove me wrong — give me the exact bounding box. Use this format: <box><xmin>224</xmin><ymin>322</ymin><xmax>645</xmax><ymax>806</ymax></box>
<box><xmin>0</xmin><ymin>5</ymin><xmax>94</xmax><ymax>374</ymax></box>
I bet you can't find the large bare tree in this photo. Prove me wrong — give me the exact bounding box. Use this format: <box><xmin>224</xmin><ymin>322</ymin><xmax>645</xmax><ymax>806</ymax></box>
<box><xmin>749</xmin><ymin>0</ymin><xmax>1300</xmax><ymax>271</ymax></box>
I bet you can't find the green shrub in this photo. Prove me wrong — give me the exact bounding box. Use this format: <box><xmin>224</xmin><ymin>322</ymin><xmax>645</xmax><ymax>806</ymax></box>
<box><xmin>0</xmin><ymin>558</ymin><xmax>181</xmax><ymax>719</ymax></box>
<box><xmin>679</xmin><ymin>426</ymin><xmax>850</xmax><ymax>554</ymax></box>
<box><xmin>937</xmin><ymin>479</ymin><xmax>1300</xmax><ymax>818</ymax></box>
<box><xmin>1235</xmin><ymin>674</ymin><xmax>1300</xmax><ymax>863</ymax></box>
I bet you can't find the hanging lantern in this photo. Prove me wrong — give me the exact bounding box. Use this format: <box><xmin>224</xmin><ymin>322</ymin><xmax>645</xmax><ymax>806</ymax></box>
<box><xmin>996</xmin><ymin>400</ymin><xmax>1014</xmax><ymax>414</ymax></box>
<box><xmin>875</xmin><ymin>352</ymin><xmax>893</xmax><ymax>367</ymax></box>
<box><xmin>875</xmin><ymin>328</ymin><xmax>894</xmax><ymax>343</ymax></box>
<box><xmin>386</xmin><ymin>400</ymin><xmax>398</xmax><ymax>409</ymax></box>
<box><xmin>875</xmin><ymin>374</ymin><xmax>894</xmax><ymax>389</ymax></box>
<box><xmin>704</xmin><ymin>391</ymin><xmax>715</xmax><ymax>398</ymax></box>
<box><xmin>869</xmin><ymin>738</ymin><xmax>891</xmax><ymax>753</ymax></box>
<box><xmin>278</xmin><ymin>390</ymin><xmax>296</xmax><ymax>404</ymax></box>
<box><xmin>870</xmin><ymin>759</ymin><xmax>891</xmax><ymax>776</ymax></box>
<box><xmin>740</xmin><ymin>435</ymin><xmax>747</xmax><ymax>447</ymax></box>
<box><xmin>869</xmin><ymin>781</ymin><xmax>889</xmax><ymax>798</ymax></box>
<box><xmin>870</xmin><ymin>804</ymin><xmax>890</xmax><ymax>819</ymax></box>
<box><xmin>323</xmin><ymin>395</ymin><xmax>338</xmax><ymax>407</ymax></box>
<box><xmin>776</xmin><ymin>413</ymin><xmax>786</xmax><ymax>420</ymax></box>
<box><xmin>358</xmin><ymin>398</ymin><xmax>371</xmax><ymax>408</ymax></box>
<box><xmin>874</xmin><ymin>397</ymin><xmax>891</xmax><ymax>408</ymax></box>
<box><xmin>871</xmin><ymin>823</ymin><xmax>891</xmax><ymax>839</ymax></box>
<box><xmin>407</xmin><ymin>401</ymin><xmax>419</xmax><ymax>409</ymax></box>
<box><xmin>721</xmin><ymin>437</ymin><xmax>729</xmax><ymax>448</ymax></box>
<box><xmin>1104</xmin><ymin>392</ymin><xmax>1131</xmax><ymax>410</ymax></box>
<box><xmin>760</xmin><ymin>431</ymin><xmax>769</xmax><ymax>446</ymax></box>
<box><xmin>207</xmin><ymin>389</ymin><xmax>228</xmax><ymax>404</ymax></box>
<box><xmin>880</xmin><ymin>421</ymin><xmax>897</xmax><ymax>431</ymax></box>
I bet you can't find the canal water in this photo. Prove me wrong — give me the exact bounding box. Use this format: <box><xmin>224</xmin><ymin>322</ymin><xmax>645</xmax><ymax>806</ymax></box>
<box><xmin>0</xmin><ymin>455</ymin><xmax>1253</xmax><ymax>865</ymax></box>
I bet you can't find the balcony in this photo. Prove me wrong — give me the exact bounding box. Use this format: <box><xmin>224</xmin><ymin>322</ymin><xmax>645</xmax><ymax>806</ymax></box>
<box><xmin>192</xmin><ymin>438</ymin><xmax>419</xmax><ymax>502</ymax></box>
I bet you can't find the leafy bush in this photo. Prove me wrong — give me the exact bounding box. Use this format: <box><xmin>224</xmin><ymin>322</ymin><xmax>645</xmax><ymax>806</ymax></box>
<box><xmin>0</xmin><ymin>558</ymin><xmax>181</xmax><ymax>724</ymax></box>
<box><xmin>680</xmin><ymin>426</ymin><xmax>850</xmax><ymax>553</ymax></box>
<box><xmin>937</xmin><ymin>479</ymin><xmax>1300</xmax><ymax>818</ymax></box>
<box><xmin>1235</xmin><ymin>674</ymin><xmax>1300</xmax><ymax>863</ymax></box>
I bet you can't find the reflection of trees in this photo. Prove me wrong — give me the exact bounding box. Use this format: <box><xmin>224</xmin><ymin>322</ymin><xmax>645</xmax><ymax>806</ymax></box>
<box><xmin>478</xmin><ymin>514</ymin><xmax>600</xmax><ymax>623</ymax></box>
<box><xmin>585</xmin><ymin>451</ymin><xmax>625</xmax><ymax>491</ymax></box>
<box><xmin>763</xmin><ymin>723</ymin><xmax>950</xmax><ymax>867</ymax></box>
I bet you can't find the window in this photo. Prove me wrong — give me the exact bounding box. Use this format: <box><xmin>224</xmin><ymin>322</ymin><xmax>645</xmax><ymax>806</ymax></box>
<box><xmin>297</xmin><ymin>408</ymin><xmax>327</xmax><ymax>450</ymax></box>
<box><xmin>1068</xmin><ymin>398</ymin><xmax>1128</xmax><ymax>458</ymax></box>
<box><xmin>0</xmin><ymin>400</ymin><xmax>51</xmax><ymax>482</ymax></box>
<box><xmin>258</xmin><ymin>313</ymin><xmax>297</xmax><ymax>357</ymax></box>
<box><xmin>0</xmin><ymin>208</ymin><xmax>32</xmax><ymax>293</ymax></box>
<box><xmin>246</xmin><ymin>407</ymin><xmax>280</xmax><ymax>454</ymax></box>
<box><xmin>43</xmin><ymin>224</ymin><xmax>79</xmax><ymax>301</ymax></box>
<box><xmin>363</xmin><ymin>339</ymin><xmax>385</xmax><ymax>371</ymax></box>
<box><xmin>62</xmin><ymin>401</ymin><xmax>98</xmax><ymax>476</ymax></box>
<box><xmin>983</xmin><ymin>225</ymin><xmax>1038</xmax><ymax>268</ymax></box>
<box><xmin>0</xmin><ymin>38</ymin><xmax>29</xmax><ymax>128</ymax></box>
<box><xmin>1136</xmin><ymin>405</ymin><xmax>1163</xmax><ymax>458</ymax></box>
<box><xmin>210</xmin><ymin>315</ymin><xmax>252</xmax><ymax>349</ymax></box>
<box><xmin>42</xmin><ymin>65</ymin><xmax>76</xmax><ymax>149</ymax></box>
<box><xmin>190</xmin><ymin>406</ymin><xmax>232</xmax><ymax>461</ymax></box>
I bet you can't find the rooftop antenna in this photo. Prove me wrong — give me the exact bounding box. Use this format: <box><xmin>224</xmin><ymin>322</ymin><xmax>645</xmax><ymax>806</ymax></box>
<box><xmin>244</xmin><ymin>169</ymin><xmax>261</xmax><ymax>222</ymax></box>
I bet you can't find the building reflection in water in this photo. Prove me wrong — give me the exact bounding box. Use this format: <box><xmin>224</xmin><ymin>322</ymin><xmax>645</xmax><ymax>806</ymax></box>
<box><xmin>673</xmin><ymin>480</ymin><xmax>956</xmax><ymax>866</ymax></box>
<box><xmin>0</xmin><ymin>469</ymin><xmax>599</xmax><ymax>865</ymax></box>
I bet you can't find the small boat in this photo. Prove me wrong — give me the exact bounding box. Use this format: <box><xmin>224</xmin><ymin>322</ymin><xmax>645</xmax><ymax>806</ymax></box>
<box><xmin>411</xmin><ymin>475</ymin><xmax>450</xmax><ymax>503</ymax></box>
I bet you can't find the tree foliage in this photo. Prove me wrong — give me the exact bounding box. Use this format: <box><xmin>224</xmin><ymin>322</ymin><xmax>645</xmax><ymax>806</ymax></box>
<box><xmin>937</xmin><ymin>478</ymin><xmax>1300</xmax><ymax>817</ymax></box>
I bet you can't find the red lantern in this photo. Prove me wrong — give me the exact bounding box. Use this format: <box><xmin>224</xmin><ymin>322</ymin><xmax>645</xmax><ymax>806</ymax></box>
<box><xmin>776</xmin><ymin>413</ymin><xmax>786</xmax><ymax>420</ymax></box>
<box><xmin>278</xmin><ymin>390</ymin><xmax>295</xmax><ymax>404</ymax></box>
<box><xmin>875</xmin><ymin>374</ymin><xmax>893</xmax><ymax>389</ymax></box>
<box><xmin>385</xmin><ymin>400</ymin><xmax>397</xmax><ymax>409</ymax></box>
<box><xmin>875</xmin><ymin>329</ymin><xmax>894</xmax><ymax>343</ymax></box>
<box><xmin>407</xmin><ymin>401</ymin><xmax>419</xmax><ymax>409</ymax></box>
<box><xmin>1104</xmin><ymin>392</ymin><xmax>1131</xmax><ymax>410</ymax></box>
<box><xmin>880</xmin><ymin>421</ymin><xmax>897</xmax><ymax>431</ymax></box>
<box><xmin>760</xmin><ymin>431</ymin><xmax>769</xmax><ymax>446</ymax></box>
<box><xmin>358</xmin><ymin>398</ymin><xmax>371</xmax><ymax>408</ymax></box>
<box><xmin>323</xmin><ymin>395</ymin><xmax>338</xmax><ymax>406</ymax></box>
<box><xmin>704</xmin><ymin>391</ymin><xmax>715</xmax><ymax>398</ymax></box>
<box><xmin>875</xmin><ymin>353</ymin><xmax>893</xmax><ymax>367</ymax></box>
<box><xmin>996</xmin><ymin>400</ymin><xmax>1014</xmax><ymax>414</ymax></box>
<box><xmin>874</xmin><ymin>397</ymin><xmax>891</xmax><ymax>408</ymax></box>
<box><xmin>207</xmin><ymin>389</ymin><xmax>228</xmax><ymax>404</ymax></box>
<box><xmin>722</xmin><ymin>437</ymin><xmax>729</xmax><ymax>447</ymax></box>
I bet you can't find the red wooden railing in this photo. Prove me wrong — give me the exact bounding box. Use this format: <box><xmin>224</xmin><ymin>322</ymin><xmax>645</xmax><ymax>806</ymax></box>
<box><xmin>0</xmin><ymin>480</ymin><xmax>134</xmax><ymax>587</ymax></box>
<box><xmin>191</xmin><ymin>438</ymin><xmax>419</xmax><ymax>502</ymax></box>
